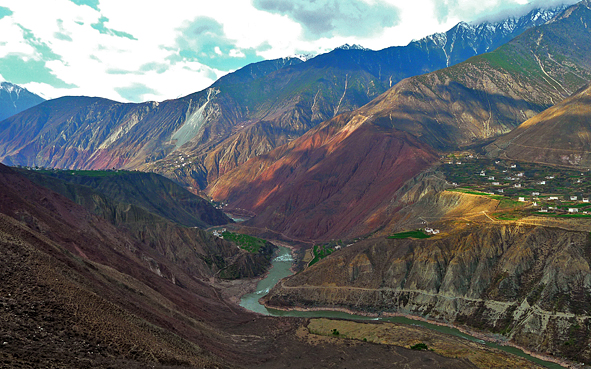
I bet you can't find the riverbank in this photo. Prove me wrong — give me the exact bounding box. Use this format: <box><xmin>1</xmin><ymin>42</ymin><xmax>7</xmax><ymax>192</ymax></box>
<box><xmin>261</xmin><ymin>302</ymin><xmax>571</xmax><ymax>368</ymax></box>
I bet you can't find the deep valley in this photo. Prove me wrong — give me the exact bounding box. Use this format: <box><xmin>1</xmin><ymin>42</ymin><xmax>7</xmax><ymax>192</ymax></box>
<box><xmin>3</xmin><ymin>1</ymin><xmax>591</xmax><ymax>368</ymax></box>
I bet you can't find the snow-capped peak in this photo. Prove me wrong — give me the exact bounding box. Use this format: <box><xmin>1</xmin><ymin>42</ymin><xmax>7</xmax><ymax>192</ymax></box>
<box><xmin>335</xmin><ymin>44</ymin><xmax>369</xmax><ymax>51</ymax></box>
<box><xmin>289</xmin><ymin>53</ymin><xmax>315</xmax><ymax>62</ymax></box>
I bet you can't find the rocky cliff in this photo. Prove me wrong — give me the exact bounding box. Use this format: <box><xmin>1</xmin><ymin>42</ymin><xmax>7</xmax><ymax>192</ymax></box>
<box><xmin>263</xmin><ymin>224</ymin><xmax>591</xmax><ymax>363</ymax></box>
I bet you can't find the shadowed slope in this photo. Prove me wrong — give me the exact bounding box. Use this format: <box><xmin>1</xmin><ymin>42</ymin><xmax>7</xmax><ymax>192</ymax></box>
<box><xmin>486</xmin><ymin>83</ymin><xmax>591</xmax><ymax>167</ymax></box>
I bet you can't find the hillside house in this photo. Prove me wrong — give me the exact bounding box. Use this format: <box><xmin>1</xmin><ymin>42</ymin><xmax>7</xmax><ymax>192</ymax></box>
<box><xmin>488</xmin><ymin>176</ymin><xmax>495</xmax><ymax>180</ymax></box>
<box><xmin>532</xmin><ymin>192</ymin><xmax>540</xmax><ymax>196</ymax></box>
<box><xmin>497</xmin><ymin>189</ymin><xmax>504</xmax><ymax>193</ymax></box>
<box><xmin>540</xmin><ymin>208</ymin><xmax>548</xmax><ymax>213</ymax></box>
<box><xmin>514</xmin><ymin>183</ymin><xmax>522</xmax><ymax>188</ymax></box>
<box><xmin>546</xmin><ymin>176</ymin><xmax>555</xmax><ymax>179</ymax></box>
<box><xmin>519</xmin><ymin>197</ymin><xmax>526</xmax><ymax>202</ymax></box>
<box><xmin>569</xmin><ymin>208</ymin><xmax>579</xmax><ymax>213</ymax></box>
<box><xmin>584</xmin><ymin>198</ymin><xmax>590</xmax><ymax>203</ymax></box>
<box><xmin>511</xmin><ymin>164</ymin><xmax>517</xmax><ymax>168</ymax></box>
<box><xmin>480</xmin><ymin>171</ymin><xmax>486</xmax><ymax>176</ymax></box>
<box><xmin>548</xmin><ymin>196</ymin><xmax>559</xmax><ymax>200</ymax></box>
<box><xmin>517</xmin><ymin>173</ymin><xmax>524</xmax><ymax>177</ymax></box>
<box><xmin>570</xmin><ymin>196</ymin><xmax>578</xmax><ymax>201</ymax></box>
<box><xmin>538</xmin><ymin>181</ymin><xmax>546</xmax><ymax>185</ymax></box>
<box><xmin>492</xmin><ymin>182</ymin><xmax>500</xmax><ymax>186</ymax></box>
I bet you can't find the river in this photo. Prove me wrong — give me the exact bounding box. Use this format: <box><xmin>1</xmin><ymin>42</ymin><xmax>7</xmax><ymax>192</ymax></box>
<box><xmin>240</xmin><ymin>245</ymin><xmax>564</xmax><ymax>369</ymax></box>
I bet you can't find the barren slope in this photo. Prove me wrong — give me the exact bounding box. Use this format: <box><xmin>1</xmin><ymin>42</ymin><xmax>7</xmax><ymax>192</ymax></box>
<box><xmin>486</xmin><ymin>83</ymin><xmax>591</xmax><ymax>167</ymax></box>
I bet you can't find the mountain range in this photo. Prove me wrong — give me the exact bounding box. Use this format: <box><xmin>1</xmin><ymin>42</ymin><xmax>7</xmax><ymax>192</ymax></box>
<box><xmin>0</xmin><ymin>5</ymin><xmax>568</xmax><ymax>190</ymax></box>
<box><xmin>4</xmin><ymin>1</ymin><xmax>591</xmax><ymax>366</ymax></box>
<box><xmin>0</xmin><ymin>81</ymin><xmax>45</xmax><ymax>122</ymax></box>
<box><xmin>208</xmin><ymin>0</ymin><xmax>591</xmax><ymax>241</ymax></box>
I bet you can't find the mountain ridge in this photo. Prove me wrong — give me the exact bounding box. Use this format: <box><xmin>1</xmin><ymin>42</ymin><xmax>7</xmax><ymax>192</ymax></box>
<box><xmin>0</xmin><ymin>5</ymin><xmax>567</xmax><ymax>189</ymax></box>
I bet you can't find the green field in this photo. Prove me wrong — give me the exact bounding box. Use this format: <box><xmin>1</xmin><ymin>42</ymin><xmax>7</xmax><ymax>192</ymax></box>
<box><xmin>222</xmin><ymin>232</ymin><xmax>266</xmax><ymax>253</ymax></box>
<box><xmin>309</xmin><ymin>244</ymin><xmax>334</xmax><ymax>267</ymax></box>
<box><xmin>387</xmin><ymin>230</ymin><xmax>431</xmax><ymax>239</ymax></box>
<box><xmin>36</xmin><ymin>169</ymin><xmax>126</xmax><ymax>177</ymax></box>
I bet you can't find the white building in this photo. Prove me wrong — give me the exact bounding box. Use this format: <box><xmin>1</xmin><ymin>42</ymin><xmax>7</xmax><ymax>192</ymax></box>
<box><xmin>492</xmin><ymin>182</ymin><xmax>500</xmax><ymax>186</ymax></box>
<box><xmin>570</xmin><ymin>196</ymin><xmax>578</xmax><ymax>201</ymax></box>
<box><xmin>583</xmin><ymin>198</ymin><xmax>590</xmax><ymax>203</ymax></box>
<box><xmin>514</xmin><ymin>183</ymin><xmax>522</xmax><ymax>188</ymax></box>
<box><xmin>569</xmin><ymin>208</ymin><xmax>579</xmax><ymax>213</ymax></box>
<box><xmin>519</xmin><ymin>197</ymin><xmax>526</xmax><ymax>202</ymax></box>
<box><xmin>532</xmin><ymin>192</ymin><xmax>540</xmax><ymax>196</ymax></box>
<box><xmin>548</xmin><ymin>196</ymin><xmax>559</xmax><ymax>200</ymax></box>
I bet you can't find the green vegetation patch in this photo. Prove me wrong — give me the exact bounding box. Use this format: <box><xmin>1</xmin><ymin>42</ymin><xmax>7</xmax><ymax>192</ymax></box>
<box><xmin>388</xmin><ymin>230</ymin><xmax>431</xmax><ymax>239</ymax></box>
<box><xmin>37</xmin><ymin>169</ymin><xmax>126</xmax><ymax>177</ymax></box>
<box><xmin>309</xmin><ymin>244</ymin><xmax>335</xmax><ymax>267</ymax></box>
<box><xmin>222</xmin><ymin>232</ymin><xmax>266</xmax><ymax>253</ymax></box>
<box><xmin>446</xmin><ymin>188</ymin><xmax>491</xmax><ymax>196</ymax></box>
<box><xmin>556</xmin><ymin>213</ymin><xmax>591</xmax><ymax>218</ymax></box>
<box><xmin>410</xmin><ymin>342</ymin><xmax>429</xmax><ymax>351</ymax></box>
<box><xmin>492</xmin><ymin>212</ymin><xmax>523</xmax><ymax>220</ymax></box>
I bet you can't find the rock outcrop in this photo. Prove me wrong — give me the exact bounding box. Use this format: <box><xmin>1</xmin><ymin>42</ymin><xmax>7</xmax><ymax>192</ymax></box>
<box><xmin>263</xmin><ymin>224</ymin><xmax>591</xmax><ymax>362</ymax></box>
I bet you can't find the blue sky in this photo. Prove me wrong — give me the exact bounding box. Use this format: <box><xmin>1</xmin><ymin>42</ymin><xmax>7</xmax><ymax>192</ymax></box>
<box><xmin>0</xmin><ymin>0</ymin><xmax>578</xmax><ymax>103</ymax></box>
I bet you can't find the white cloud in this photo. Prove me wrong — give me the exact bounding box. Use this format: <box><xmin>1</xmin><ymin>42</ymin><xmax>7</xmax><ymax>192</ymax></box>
<box><xmin>0</xmin><ymin>0</ymin><xmax>578</xmax><ymax>103</ymax></box>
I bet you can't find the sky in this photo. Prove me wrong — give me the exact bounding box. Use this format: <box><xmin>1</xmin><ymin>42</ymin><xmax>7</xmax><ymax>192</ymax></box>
<box><xmin>0</xmin><ymin>0</ymin><xmax>579</xmax><ymax>103</ymax></box>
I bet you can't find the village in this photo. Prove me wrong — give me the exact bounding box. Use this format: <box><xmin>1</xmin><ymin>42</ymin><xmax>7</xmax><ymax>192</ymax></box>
<box><xmin>440</xmin><ymin>152</ymin><xmax>591</xmax><ymax>218</ymax></box>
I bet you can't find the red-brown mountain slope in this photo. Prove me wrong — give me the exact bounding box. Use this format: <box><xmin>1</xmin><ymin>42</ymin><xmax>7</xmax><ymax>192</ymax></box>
<box><xmin>208</xmin><ymin>113</ymin><xmax>438</xmax><ymax>241</ymax></box>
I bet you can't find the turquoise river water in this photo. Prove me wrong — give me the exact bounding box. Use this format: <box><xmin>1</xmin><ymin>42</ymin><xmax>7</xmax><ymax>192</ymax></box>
<box><xmin>240</xmin><ymin>245</ymin><xmax>564</xmax><ymax>369</ymax></box>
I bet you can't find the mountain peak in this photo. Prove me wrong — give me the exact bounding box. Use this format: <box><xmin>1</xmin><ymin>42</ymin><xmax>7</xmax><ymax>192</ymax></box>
<box><xmin>335</xmin><ymin>43</ymin><xmax>368</xmax><ymax>51</ymax></box>
<box><xmin>0</xmin><ymin>81</ymin><xmax>45</xmax><ymax>122</ymax></box>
